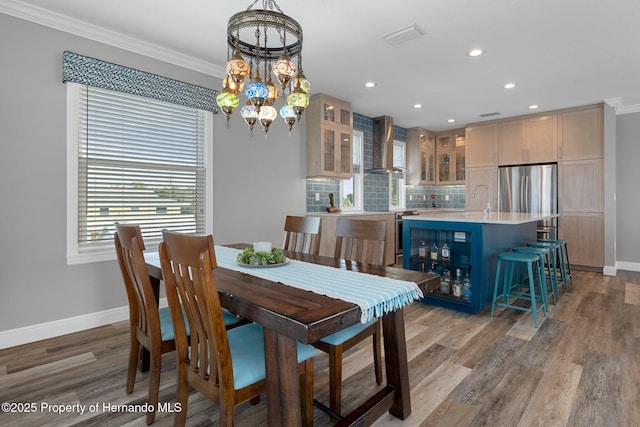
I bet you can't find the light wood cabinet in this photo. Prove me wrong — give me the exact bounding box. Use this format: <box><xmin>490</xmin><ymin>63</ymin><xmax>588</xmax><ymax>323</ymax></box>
<box><xmin>406</xmin><ymin>127</ymin><xmax>436</xmax><ymax>185</ymax></box>
<box><xmin>465</xmin><ymin>166</ymin><xmax>497</xmax><ymax>211</ymax></box>
<box><xmin>559</xmin><ymin>159</ymin><xmax>604</xmax><ymax>213</ymax></box>
<box><xmin>466</xmin><ymin>123</ymin><xmax>498</xmax><ymax>168</ymax></box>
<box><xmin>558</xmin><ymin>105</ymin><xmax>604</xmax><ymax>161</ymax></box>
<box><xmin>498</xmin><ymin>115</ymin><xmax>557</xmax><ymax>165</ymax></box>
<box><xmin>306</xmin><ymin>94</ymin><xmax>353</xmax><ymax>178</ymax></box>
<box><xmin>558</xmin><ymin>213</ymin><xmax>604</xmax><ymax>268</ymax></box>
<box><xmin>436</xmin><ymin>131</ymin><xmax>465</xmax><ymax>184</ymax></box>
<box><xmin>310</xmin><ymin>214</ymin><xmax>396</xmax><ymax>265</ymax></box>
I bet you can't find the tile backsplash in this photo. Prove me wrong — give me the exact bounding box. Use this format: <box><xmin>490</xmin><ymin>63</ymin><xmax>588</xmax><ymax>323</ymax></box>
<box><xmin>306</xmin><ymin>112</ymin><xmax>466</xmax><ymax>212</ymax></box>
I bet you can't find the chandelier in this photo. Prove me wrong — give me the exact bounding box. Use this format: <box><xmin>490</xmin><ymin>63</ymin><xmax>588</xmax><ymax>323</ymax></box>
<box><xmin>216</xmin><ymin>0</ymin><xmax>311</xmax><ymax>135</ymax></box>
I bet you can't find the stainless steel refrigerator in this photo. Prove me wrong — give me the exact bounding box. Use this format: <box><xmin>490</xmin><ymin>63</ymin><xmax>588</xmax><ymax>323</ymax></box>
<box><xmin>498</xmin><ymin>163</ymin><xmax>558</xmax><ymax>239</ymax></box>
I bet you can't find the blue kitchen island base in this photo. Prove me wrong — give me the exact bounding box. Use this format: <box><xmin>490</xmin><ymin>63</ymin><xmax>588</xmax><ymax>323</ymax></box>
<box><xmin>402</xmin><ymin>216</ymin><xmax>538</xmax><ymax>314</ymax></box>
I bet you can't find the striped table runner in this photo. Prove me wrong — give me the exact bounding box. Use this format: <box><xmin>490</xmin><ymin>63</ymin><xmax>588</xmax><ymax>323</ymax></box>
<box><xmin>214</xmin><ymin>246</ymin><xmax>423</xmax><ymax>323</ymax></box>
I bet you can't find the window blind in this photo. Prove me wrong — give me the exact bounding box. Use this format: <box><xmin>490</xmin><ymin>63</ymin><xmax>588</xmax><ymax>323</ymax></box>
<box><xmin>77</xmin><ymin>85</ymin><xmax>207</xmax><ymax>251</ymax></box>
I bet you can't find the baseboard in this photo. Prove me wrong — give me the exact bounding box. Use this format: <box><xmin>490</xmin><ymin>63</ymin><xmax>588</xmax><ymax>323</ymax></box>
<box><xmin>603</xmin><ymin>265</ymin><xmax>617</xmax><ymax>276</ymax></box>
<box><xmin>616</xmin><ymin>261</ymin><xmax>640</xmax><ymax>273</ymax></box>
<box><xmin>0</xmin><ymin>298</ymin><xmax>167</xmax><ymax>350</ymax></box>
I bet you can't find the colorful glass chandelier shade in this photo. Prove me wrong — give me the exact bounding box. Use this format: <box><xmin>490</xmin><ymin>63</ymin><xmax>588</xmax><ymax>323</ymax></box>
<box><xmin>217</xmin><ymin>0</ymin><xmax>310</xmax><ymax>135</ymax></box>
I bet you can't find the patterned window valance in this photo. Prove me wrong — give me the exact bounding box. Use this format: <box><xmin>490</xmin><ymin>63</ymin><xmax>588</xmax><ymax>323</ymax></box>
<box><xmin>62</xmin><ymin>51</ymin><xmax>218</xmax><ymax>113</ymax></box>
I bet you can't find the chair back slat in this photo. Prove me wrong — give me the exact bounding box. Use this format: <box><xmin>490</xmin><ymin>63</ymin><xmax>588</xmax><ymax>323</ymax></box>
<box><xmin>334</xmin><ymin>218</ymin><xmax>386</xmax><ymax>265</ymax></box>
<box><xmin>284</xmin><ymin>215</ymin><xmax>321</xmax><ymax>255</ymax></box>
<box><xmin>114</xmin><ymin>223</ymin><xmax>158</xmax><ymax>336</ymax></box>
<box><xmin>160</xmin><ymin>230</ymin><xmax>234</xmax><ymax>391</ymax></box>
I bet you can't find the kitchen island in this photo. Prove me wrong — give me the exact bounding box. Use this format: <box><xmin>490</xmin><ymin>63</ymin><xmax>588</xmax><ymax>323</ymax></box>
<box><xmin>402</xmin><ymin>211</ymin><xmax>558</xmax><ymax>313</ymax></box>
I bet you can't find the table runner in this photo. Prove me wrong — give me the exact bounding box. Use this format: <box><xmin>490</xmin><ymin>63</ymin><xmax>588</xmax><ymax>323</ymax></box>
<box><xmin>214</xmin><ymin>246</ymin><xmax>423</xmax><ymax>323</ymax></box>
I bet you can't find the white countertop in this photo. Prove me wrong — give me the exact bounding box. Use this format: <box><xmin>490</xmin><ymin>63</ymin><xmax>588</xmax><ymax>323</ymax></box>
<box><xmin>403</xmin><ymin>211</ymin><xmax>559</xmax><ymax>225</ymax></box>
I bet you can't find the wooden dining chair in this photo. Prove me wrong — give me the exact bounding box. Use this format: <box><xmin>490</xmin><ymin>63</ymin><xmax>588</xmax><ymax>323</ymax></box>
<box><xmin>313</xmin><ymin>217</ymin><xmax>387</xmax><ymax>418</ymax></box>
<box><xmin>114</xmin><ymin>223</ymin><xmax>179</xmax><ymax>424</ymax></box>
<box><xmin>283</xmin><ymin>215</ymin><xmax>322</xmax><ymax>255</ymax></box>
<box><xmin>159</xmin><ymin>230</ymin><xmax>317</xmax><ymax>426</ymax></box>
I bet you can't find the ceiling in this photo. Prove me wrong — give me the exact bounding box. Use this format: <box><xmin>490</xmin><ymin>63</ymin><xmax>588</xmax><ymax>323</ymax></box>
<box><xmin>3</xmin><ymin>0</ymin><xmax>640</xmax><ymax>131</ymax></box>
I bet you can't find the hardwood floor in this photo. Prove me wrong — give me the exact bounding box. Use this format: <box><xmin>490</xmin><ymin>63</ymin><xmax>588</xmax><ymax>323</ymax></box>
<box><xmin>2</xmin><ymin>270</ymin><xmax>640</xmax><ymax>426</ymax></box>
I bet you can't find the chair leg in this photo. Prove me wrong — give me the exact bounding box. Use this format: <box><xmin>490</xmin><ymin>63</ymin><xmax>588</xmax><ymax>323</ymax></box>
<box><xmin>146</xmin><ymin>349</ymin><xmax>161</xmax><ymax>425</ymax></box>
<box><xmin>328</xmin><ymin>345</ymin><xmax>343</xmax><ymax>420</ymax></box>
<box><xmin>373</xmin><ymin>319</ymin><xmax>383</xmax><ymax>385</ymax></box>
<box><xmin>300</xmin><ymin>358</ymin><xmax>314</xmax><ymax>427</ymax></box>
<box><xmin>173</xmin><ymin>367</ymin><xmax>189</xmax><ymax>427</ymax></box>
<box><xmin>126</xmin><ymin>331</ymin><xmax>139</xmax><ymax>394</ymax></box>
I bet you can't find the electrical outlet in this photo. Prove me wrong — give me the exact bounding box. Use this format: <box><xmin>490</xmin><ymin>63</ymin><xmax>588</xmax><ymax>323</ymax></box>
<box><xmin>445</xmin><ymin>194</ymin><xmax>450</xmax><ymax>201</ymax></box>
<box><xmin>315</xmin><ymin>193</ymin><xmax>320</xmax><ymax>201</ymax></box>
<box><xmin>409</xmin><ymin>194</ymin><xmax>413</xmax><ymax>201</ymax></box>
<box><xmin>423</xmin><ymin>195</ymin><xmax>426</xmax><ymax>200</ymax></box>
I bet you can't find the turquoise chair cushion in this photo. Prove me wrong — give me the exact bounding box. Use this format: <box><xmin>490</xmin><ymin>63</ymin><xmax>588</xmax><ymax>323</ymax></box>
<box><xmin>159</xmin><ymin>306</ymin><xmax>239</xmax><ymax>341</ymax></box>
<box><xmin>320</xmin><ymin>318</ymin><xmax>378</xmax><ymax>346</ymax></box>
<box><xmin>226</xmin><ymin>323</ymin><xmax>317</xmax><ymax>390</ymax></box>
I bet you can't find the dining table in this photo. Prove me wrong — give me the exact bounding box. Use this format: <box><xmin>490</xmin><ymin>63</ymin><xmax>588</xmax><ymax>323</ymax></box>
<box><xmin>145</xmin><ymin>243</ymin><xmax>438</xmax><ymax>426</ymax></box>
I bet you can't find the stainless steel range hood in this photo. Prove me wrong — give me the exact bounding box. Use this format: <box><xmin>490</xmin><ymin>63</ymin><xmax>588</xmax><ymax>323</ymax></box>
<box><xmin>367</xmin><ymin>115</ymin><xmax>405</xmax><ymax>173</ymax></box>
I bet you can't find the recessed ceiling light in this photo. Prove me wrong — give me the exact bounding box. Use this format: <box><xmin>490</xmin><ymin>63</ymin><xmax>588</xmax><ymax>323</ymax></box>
<box><xmin>529</xmin><ymin>104</ymin><xmax>539</xmax><ymax>109</ymax></box>
<box><xmin>447</xmin><ymin>119</ymin><xmax>456</xmax><ymax>123</ymax></box>
<box><xmin>468</xmin><ymin>49</ymin><xmax>484</xmax><ymax>57</ymax></box>
<box><xmin>364</xmin><ymin>81</ymin><xmax>376</xmax><ymax>88</ymax></box>
<box><xmin>413</xmin><ymin>103</ymin><xmax>423</xmax><ymax>109</ymax></box>
<box><xmin>504</xmin><ymin>82</ymin><xmax>516</xmax><ymax>89</ymax></box>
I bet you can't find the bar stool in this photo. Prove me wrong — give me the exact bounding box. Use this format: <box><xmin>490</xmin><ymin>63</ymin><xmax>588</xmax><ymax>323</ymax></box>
<box><xmin>513</xmin><ymin>246</ymin><xmax>557</xmax><ymax>305</ymax></box>
<box><xmin>527</xmin><ymin>241</ymin><xmax>567</xmax><ymax>294</ymax></box>
<box><xmin>491</xmin><ymin>251</ymin><xmax>547</xmax><ymax>328</ymax></box>
<box><xmin>538</xmin><ymin>238</ymin><xmax>573</xmax><ymax>289</ymax></box>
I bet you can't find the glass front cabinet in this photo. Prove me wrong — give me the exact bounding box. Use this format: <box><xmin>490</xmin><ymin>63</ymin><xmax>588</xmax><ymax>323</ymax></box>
<box><xmin>436</xmin><ymin>131</ymin><xmax>466</xmax><ymax>184</ymax></box>
<box><xmin>307</xmin><ymin>94</ymin><xmax>353</xmax><ymax>178</ymax></box>
<box><xmin>403</xmin><ymin>218</ymin><xmax>538</xmax><ymax>314</ymax></box>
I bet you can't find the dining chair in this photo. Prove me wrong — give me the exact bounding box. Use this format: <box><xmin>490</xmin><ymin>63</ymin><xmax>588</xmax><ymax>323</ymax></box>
<box><xmin>159</xmin><ymin>230</ymin><xmax>317</xmax><ymax>426</ymax></box>
<box><xmin>283</xmin><ymin>215</ymin><xmax>322</xmax><ymax>255</ymax></box>
<box><xmin>313</xmin><ymin>217</ymin><xmax>387</xmax><ymax>418</ymax></box>
<box><xmin>113</xmin><ymin>223</ymin><xmax>179</xmax><ymax>425</ymax></box>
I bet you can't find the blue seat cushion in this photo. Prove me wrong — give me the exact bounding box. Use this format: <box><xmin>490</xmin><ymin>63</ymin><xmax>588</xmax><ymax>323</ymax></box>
<box><xmin>225</xmin><ymin>323</ymin><xmax>317</xmax><ymax>390</ymax></box>
<box><xmin>159</xmin><ymin>306</ymin><xmax>239</xmax><ymax>341</ymax></box>
<box><xmin>320</xmin><ymin>318</ymin><xmax>378</xmax><ymax>346</ymax></box>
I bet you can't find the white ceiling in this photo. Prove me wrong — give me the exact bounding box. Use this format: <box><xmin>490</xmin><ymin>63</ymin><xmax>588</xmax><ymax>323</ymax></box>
<box><xmin>3</xmin><ymin>0</ymin><xmax>640</xmax><ymax>131</ymax></box>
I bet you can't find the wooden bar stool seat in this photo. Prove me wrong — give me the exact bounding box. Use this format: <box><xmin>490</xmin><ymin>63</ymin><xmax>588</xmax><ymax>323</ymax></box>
<box><xmin>491</xmin><ymin>251</ymin><xmax>547</xmax><ymax>328</ymax></box>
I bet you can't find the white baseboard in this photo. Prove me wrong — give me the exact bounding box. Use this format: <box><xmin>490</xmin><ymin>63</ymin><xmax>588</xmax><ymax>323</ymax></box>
<box><xmin>603</xmin><ymin>265</ymin><xmax>617</xmax><ymax>276</ymax></box>
<box><xmin>616</xmin><ymin>261</ymin><xmax>640</xmax><ymax>273</ymax></box>
<box><xmin>0</xmin><ymin>298</ymin><xmax>167</xmax><ymax>350</ymax></box>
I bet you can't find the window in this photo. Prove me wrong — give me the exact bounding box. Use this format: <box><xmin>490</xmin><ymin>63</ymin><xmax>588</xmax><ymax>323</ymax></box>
<box><xmin>66</xmin><ymin>83</ymin><xmax>213</xmax><ymax>265</ymax></box>
<box><xmin>389</xmin><ymin>140</ymin><xmax>406</xmax><ymax>210</ymax></box>
<box><xmin>340</xmin><ymin>130</ymin><xmax>363</xmax><ymax>211</ymax></box>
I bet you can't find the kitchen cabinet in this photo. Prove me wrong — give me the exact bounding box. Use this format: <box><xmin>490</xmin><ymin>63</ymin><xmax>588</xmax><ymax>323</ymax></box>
<box><xmin>558</xmin><ymin>104</ymin><xmax>604</xmax><ymax>161</ymax></box>
<box><xmin>465</xmin><ymin>166</ymin><xmax>497</xmax><ymax>212</ymax></box>
<box><xmin>465</xmin><ymin>123</ymin><xmax>498</xmax><ymax>168</ymax></box>
<box><xmin>559</xmin><ymin>159</ymin><xmax>604</xmax><ymax>212</ymax></box>
<box><xmin>306</xmin><ymin>94</ymin><xmax>353</xmax><ymax>178</ymax></box>
<box><xmin>559</xmin><ymin>213</ymin><xmax>604</xmax><ymax>268</ymax></box>
<box><xmin>498</xmin><ymin>115</ymin><xmax>557</xmax><ymax>165</ymax></box>
<box><xmin>436</xmin><ymin>131</ymin><xmax>465</xmax><ymax>184</ymax></box>
<box><xmin>403</xmin><ymin>216</ymin><xmax>538</xmax><ymax>314</ymax></box>
<box><xmin>406</xmin><ymin>127</ymin><xmax>436</xmax><ymax>185</ymax></box>
<box><xmin>308</xmin><ymin>213</ymin><xmax>396</xmax><ymax>265</ymax></box>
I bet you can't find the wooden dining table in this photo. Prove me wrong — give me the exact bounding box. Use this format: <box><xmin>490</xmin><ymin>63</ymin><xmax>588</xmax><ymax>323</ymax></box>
<box><xmin>145</xmin><ymin>243</ymin><xmax>438</xmax><ymax>426</ymax></box>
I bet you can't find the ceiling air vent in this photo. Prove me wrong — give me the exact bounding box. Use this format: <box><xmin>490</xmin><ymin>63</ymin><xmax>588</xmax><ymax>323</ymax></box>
<box><xmin>478</xmin><ymin>112</ymin><xmax>501</xmax><ymax>118</ymax></box>
<box><xmin>383</xmin><ymin>24</ymin><xmax>425</xmax><ymax>46</ymax></box>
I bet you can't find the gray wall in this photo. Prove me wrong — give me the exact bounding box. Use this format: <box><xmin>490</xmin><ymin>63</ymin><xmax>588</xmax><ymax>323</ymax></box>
<box><xmin>615</xmin><ymin>111</ymin><xmax>640</xmax><ymax>264</ymax></box>
<box><xmin>0</xmin><ymin>13</ymin><xmax>306</xmax><ymax>331</ymax></box>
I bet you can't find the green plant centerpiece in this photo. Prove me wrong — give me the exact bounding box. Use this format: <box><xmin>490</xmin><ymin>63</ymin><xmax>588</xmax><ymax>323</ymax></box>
<box><xmin>237</xmin><ymin>247</ymin><xmax>287</xmax><ymax>266</ymax></box>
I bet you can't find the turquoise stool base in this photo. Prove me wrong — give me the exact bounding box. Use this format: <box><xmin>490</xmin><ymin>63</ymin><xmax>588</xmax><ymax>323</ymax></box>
<box><xmin>491</xmin><ymin>251</ymin><xmax>547</xmax><ymax>328</ymax></box>
<box><xmin>538</xmin><ymin>238</ymin><xmax>573</xmax><ymax>289</ymax></box>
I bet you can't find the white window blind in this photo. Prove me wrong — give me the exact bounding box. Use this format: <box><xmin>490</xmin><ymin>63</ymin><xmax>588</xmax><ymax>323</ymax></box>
<box><xmin>76</xmin><ymin>85</ymin><xmax>207</xmax><ymax>253</ymax></box>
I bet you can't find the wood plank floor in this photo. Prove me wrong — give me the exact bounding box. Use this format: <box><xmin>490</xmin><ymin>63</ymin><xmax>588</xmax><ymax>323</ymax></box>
<box><xmin>2</xmin><ymin>269</ymin><xmax>640</xmax><ymax>426</ymax></box>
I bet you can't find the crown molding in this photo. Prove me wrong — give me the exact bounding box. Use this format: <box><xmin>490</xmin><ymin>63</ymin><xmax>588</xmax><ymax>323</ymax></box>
<box><xmin>0</xmin><ymin>0</ymin><xmax>227</xmax><ymax>78</ymax></box>
<box><xmin>604</xmin><ymin>97</ymin><xmax>640</xmax><ymax>115</ymax></box>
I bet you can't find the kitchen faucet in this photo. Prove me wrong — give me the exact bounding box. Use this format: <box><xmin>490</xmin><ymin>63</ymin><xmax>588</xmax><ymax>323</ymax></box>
<box><xmin>471</xmin><ymin>184</ymin><xmax>491</xmax><ymax>215</ymax></box>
